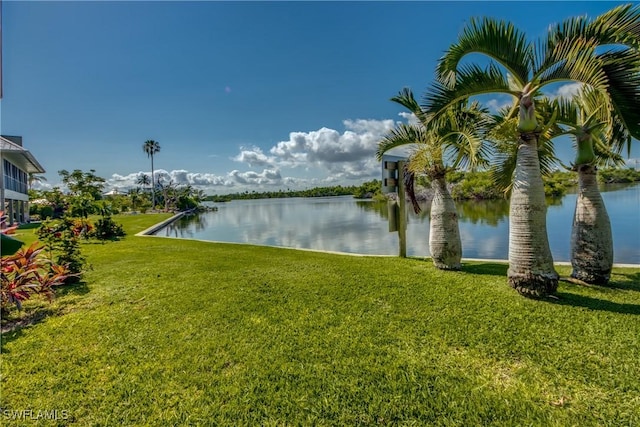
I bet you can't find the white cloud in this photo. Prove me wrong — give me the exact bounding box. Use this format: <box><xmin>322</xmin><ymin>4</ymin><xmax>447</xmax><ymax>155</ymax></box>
<box><xmin>549</xmin><ymin>82</ymin><xmax>583</xmax><ymax>100</ymax></box>
<box><xmin>31</xmin><ymin>181</ymin><xmax>53</xmax><ymax>191</ymax></box>
<box><xmin>232</xmin><ymin>146</ymin><xmax>276</xmax><ymax>167</ymax></box>
<box><xmin>105</xmin><ymin>169</ymin><xmax>235</xmax><ymax>191</ymax></box>
<box><xmin>625</xmin><ymin>158</ymin><xmax>640</xmax><ymax>169</ymax></box>
<box><xmin>397</xmin><ymin>112</ymin><xmax>420</xmax><ymax>126</ymax></box>
<box><xmin>486</xmin><ymin>98</ymin><xmax>512</xmax><ymax>113</ymax></box>
<box><xmin>266</xmin><ymin>118</ymin><xmax>396</xmax><ymax>178</ymax></box>
<box><xmin>228</xmin><ymin>168</ymin><xmax>283</xmax><ymax>186</ymax></box>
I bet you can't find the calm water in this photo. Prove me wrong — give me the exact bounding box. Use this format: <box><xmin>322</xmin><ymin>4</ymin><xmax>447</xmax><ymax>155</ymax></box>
<box><xmin>155</xmin><ymin>183</ymin><xmax>640</xmax><ymax>264</ymax></box>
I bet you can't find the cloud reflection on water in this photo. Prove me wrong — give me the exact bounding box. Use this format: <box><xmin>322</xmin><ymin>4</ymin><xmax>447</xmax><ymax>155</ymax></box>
<box><xmin>158</xmin><ymin>186</ymin><xmax>639</xmax><ymax>263</ymax></box>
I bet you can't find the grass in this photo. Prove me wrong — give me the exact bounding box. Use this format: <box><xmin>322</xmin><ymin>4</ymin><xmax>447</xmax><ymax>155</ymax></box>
<box><xmin>2</xmin><ymin>213</ymin><xmax>639</xmax><ymax>426</ymax></box>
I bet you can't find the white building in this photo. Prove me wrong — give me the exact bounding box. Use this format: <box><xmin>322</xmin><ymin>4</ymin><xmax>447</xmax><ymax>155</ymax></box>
<box><xmin>1</xmin><ymin>135</ymin><xmax>46</xmax><ymax>224</ymax></box>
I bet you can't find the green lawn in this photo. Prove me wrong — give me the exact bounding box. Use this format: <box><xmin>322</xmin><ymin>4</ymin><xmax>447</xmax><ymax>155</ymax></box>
<box><xmin>2</xmin><ymin>214</ymin><xmax>639</xmax><ymax>426</ymax></box>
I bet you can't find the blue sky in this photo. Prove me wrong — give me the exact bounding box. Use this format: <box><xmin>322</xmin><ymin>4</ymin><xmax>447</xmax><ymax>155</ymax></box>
<box><xmin>2</xmin><ymin>1</ymin><xmax>638</xmax><ymax>194</ymax></box>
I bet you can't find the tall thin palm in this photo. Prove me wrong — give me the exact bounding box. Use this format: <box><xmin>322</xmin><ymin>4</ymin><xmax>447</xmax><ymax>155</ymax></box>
<box><xmin>424</xmin><ymin>5</ymin><xmax>639</xmax><ymax>297</ymax></box>
<box><xmin>142</xmin><ymin>140</ymin><xmax>161</xmax><ymax>209</ymax></box>
<box><xmin>377</xmin><ymin>89</ymin><xmax>491</xmax><ymax>270</ymax></box>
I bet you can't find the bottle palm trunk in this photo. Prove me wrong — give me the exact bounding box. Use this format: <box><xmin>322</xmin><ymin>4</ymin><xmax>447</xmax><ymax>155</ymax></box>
<box><xmin>429</xmin><ymin>176</ymin><xmax>462</xmax><ymax>270</ymax></box>
<box><xmin>507</xmin><ymin>134</ymin><xmax>559</xmax><ymax>297</ymax></box>
<box><xmin>571</xmin><ymin>164</ymin><xmax>613</xmax><ymax>285</ymax></box>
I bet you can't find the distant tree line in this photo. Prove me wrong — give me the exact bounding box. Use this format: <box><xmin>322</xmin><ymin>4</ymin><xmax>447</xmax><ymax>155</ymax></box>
<box><xmin>206</xmin><ymin>180</ymin><xmax>382</xmax><ymax>202</ymax></box>
<box><xmin>206</xmin><ymin>167</ymin><xmax>639</xmax><ymax>203</ymax></box>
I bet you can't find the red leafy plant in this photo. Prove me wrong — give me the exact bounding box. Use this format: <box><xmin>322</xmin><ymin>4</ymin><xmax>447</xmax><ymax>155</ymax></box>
<box><xmin>0</xmin><ymin>210</ymin><xmax>18</xmax><ymax>235</ymax></box>
<box><xmin>1</xmin><ymin>242</ymin><xmax>76</xmax><ymax>313</ymax></box>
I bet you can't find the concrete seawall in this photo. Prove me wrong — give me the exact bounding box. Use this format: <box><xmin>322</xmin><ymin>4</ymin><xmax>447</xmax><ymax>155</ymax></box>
<box><xmin>135</xmin><ymin>212</ymin><xmax>186</xmax><ymax>237</ymax></box>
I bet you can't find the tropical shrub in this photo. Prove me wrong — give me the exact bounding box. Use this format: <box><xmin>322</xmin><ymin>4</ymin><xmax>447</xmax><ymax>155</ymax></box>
<box><xmin>450</xmin><ymin>171</ymin><xmax>503</xmax><ymax>200</ymax></box>
<box><xmin>1</xmin><ymin>243</ymin><xmax>72</xmax><ymax>313</ymax></box>
<box><xmin>36</xmin><ymin>218</ymin><xmax>86</xmax><ymax>283</ymax></box>
<box><xmin>543</xmin><ymin>171</ymin><xmax>575</xmax><ymax>198</ymax></box>
<box><xmin>91</xmin><ymin>217</ymin><xmax>126</xmax><ymax>241</ymax></box>
<box><xmin>89</xmin><ymin>202</ymin><xmax>126</xmax><ymax>241</ymax></box>
<box><xmin>68</xmin><ymin>194</ymin><xmax>98</xmax><ymax>220</ymax></box>
<box><xmin>39</xmin><ymin>205</ymin><xmax>54</xmax><ymax>220</ymax></box>
<box><xmin>176</xmin><ymin>194</ymin><xmax>198</xmax><ymax>211</ymax></box>
<box><xmin>353</xmin><ymin>180</ymin><xmax>382</xmax><ymax>199</ymax></box>
<box><xmin>72</xmin><ymin>218</ymin><xmax>94</xmax><ymax>239</ymax></box>
<box><xmin>0</xmin><ymin>210</ymin><xmax>18</xmax><ymax>234</ymax></box>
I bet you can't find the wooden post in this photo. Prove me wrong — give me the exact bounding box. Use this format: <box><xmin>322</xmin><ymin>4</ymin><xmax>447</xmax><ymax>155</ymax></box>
<box><xmin>397</xmin><ymin>161</ymin><xmax>407</xmax><ymax>257</ymax></box>
<box><xmin>387</xmin><ymin>200</ymin><xmax>398</xmax><ymax>232</ymax></box>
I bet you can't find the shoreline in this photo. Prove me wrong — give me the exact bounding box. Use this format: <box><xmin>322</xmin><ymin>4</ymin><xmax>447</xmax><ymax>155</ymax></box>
<box><xmin>138</xmin><ymin>214</ymin><xmax>640</xmax><ymax>268</ymax></box>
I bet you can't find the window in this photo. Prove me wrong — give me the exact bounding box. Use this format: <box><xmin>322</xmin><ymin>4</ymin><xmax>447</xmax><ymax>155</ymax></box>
<box><xmin>3</xmin><ymin>159</ymin><xmax>28</xmax><ymax>194</ymax></box>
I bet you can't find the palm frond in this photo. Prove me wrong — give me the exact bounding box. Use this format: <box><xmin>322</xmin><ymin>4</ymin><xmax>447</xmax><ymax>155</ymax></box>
<box><xmin>423</xmin><ymin>63</ymin><xmax>516</xmax><ymax>117</ymax></box>
<box><xmin>390</xmin><ymin>88</ymin><xmax>424</xmax><ymax>119</ymax></box>
<box><xmin>406</xmin><ymin>144</ymin><xmax>435</xmax><ymax>175</ymax></box>
<box><xmin>574</xmin><ymin>88</ymin><xmax>631</xmax><ymax>166</ymax></box>
<box><xmin>542</xmin><ymin>5</ymin><xmax>639</xmax><ymax>149</ymax></box>
<box><xmin>588</xmin><ymin>3</ymin><xmax>640</xmax><ymax>48</ymax></box>
<box><xmin>437</xmin><ymin>16</ymin><xmax>532</xmax><ymax>87</ymax></box>
<box><xmin>597</xmin><ymin>49</ymin><xmax>640</xmax><ymax>143</ymax></box>
<box><xmin>537</xmin><ymin>136</ymin><xmax>559</xmax><ymax>178</ymax></box>
<box><xmin>429</xmin><ymin>100</ymin><xmax>493</xmax><ymax>171</ymax></box>
<box><xmin>376</xmin><ymin>123</ymin><xmax>427</xmax><ymax>160</ymax></box>
<box><xmin>443</xmin><ymin>129</ymin><xmax>491</xmax><ymax>171</ymax></box>
<box><xmin>403</xmin><ymin>163</ymin><xmax>421</xmax><ymax>214</ymax></box>
<box><xmin>542</xmin><ymin>4</ymin><xmax>640</xmax><ymax>78</ymax></box>
<box><xmin>489</xmin><ymin>138</ymin><xmax>518</xmax><ymax>196</ymax></box>
<box><xmin>551</xmin><ymin>4</ymin><xmax>640</xmax><ymax>50</ymax></box>
<box><xmin>592</xmin><ymin>132</ymin><xmax>627</xmax><ymax>167</ymax></box>
<box><xmin>535</xmin><ymin>38</ymin><xmax>609</xmax><ymax>93</ymax></box>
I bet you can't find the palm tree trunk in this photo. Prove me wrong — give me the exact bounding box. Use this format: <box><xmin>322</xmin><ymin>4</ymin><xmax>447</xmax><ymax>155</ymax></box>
<box><xmin>429</xmin><ymin>176</ymin><xmax>462</xmax><ymax>270</ymax></box>
<box><xmin>151</xmin><ymin>155</ymin><xmax>156</xmax><ymax>210</ymax></box>
<box><xmin>571</xmin><ymin>164</ymin><xmax>613</xmax><ymax>285</ymax></box>
<box><xmin>507</xmin><ymin>134</ymin><xmax>559</xmax><ymax>297</ymax></box>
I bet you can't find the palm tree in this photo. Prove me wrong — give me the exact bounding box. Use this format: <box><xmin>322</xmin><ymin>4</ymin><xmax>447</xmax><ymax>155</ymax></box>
<box><xmin>377</xmin><ymin>89</ymin><xmax>491</xmax><ymax>270</ymax></box>
<box><xmin>142</xmin><ymin>140</ymin><xmax>161</xmax><ymax>209</ymax></box>
<box><xmin>490</xmin><ymin>92</ymin><xmax>628</xmax><ymax>286</ymax></box>
<box><xmin>423</xmin><ymin>5</ymin><xmax>639</xmax><ymax>297</ymax></box>
<box><xmin>28</xmin><ymin>173</ymin><xmax>47</xmax><ymax>190</ymax></box>
<box><xmin>136</xmin><ymin>173</ymin><xmax>152</xmax><ymax>197</ymax></box>
<box><xmin>553</xmin><ymin>7</ymin><xmax>640</xmax><ymax>285</ymax></box>
<box><xmin>553</xmin><ymin>90</ymin><xmax>632</xmax><ymax>285</ymax></box>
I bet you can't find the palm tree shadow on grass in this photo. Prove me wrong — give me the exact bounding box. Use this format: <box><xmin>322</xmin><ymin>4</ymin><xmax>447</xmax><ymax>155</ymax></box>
<box><xmin>461</xmin><ymin>262</ymin><xmax>509</xmax><ymax>276</ymax></box>
<box><xmin>460</xmin><ymin>263</ymin><xmax>639</xmax><ymax>314</ymax></box>
<box><xmin>609</xmin><ymin>272</ymin><xmax>640</xmax><ymax>292</ymax></box>
<box><xmin>546</xmin><ymin>291</ymin><xmax>640</xmax><ymax>315</ymax></box>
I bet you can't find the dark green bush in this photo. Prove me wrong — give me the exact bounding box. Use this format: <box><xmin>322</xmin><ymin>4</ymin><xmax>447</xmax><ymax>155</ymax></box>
<box><xmin>91</xmin><ymin>217</ymin><xmax>126</xmax><ymax>241</ymax></box>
